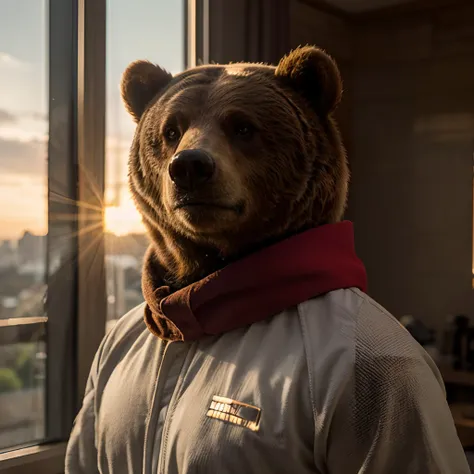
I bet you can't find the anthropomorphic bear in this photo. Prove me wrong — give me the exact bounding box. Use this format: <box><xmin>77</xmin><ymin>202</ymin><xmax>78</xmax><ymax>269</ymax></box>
<box><xmin>66</xmin><ymin>46</ymin><xmax>469</xmax><ymax>473</ymax></box>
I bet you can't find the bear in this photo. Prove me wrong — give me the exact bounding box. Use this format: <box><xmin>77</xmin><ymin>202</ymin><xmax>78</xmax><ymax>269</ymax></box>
<box><xmin>65</xmin><ymin>46</ymin><xmax>469</xmax><ymax>474</ymax></box>
<box><xmin>121</xmin><ymin>46</ymin><xmax>348</xmax><ymax>288</ymax></box>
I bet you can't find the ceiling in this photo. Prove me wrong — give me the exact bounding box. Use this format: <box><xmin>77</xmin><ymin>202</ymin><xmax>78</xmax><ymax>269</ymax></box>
<box><xmin>325</xmin><ymin>0</ymin><xmax>414</xmax><ymax>13</ymax></box>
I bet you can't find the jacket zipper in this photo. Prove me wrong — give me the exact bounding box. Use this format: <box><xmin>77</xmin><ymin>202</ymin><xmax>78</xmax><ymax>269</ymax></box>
<box><xmin>142</xmin><ymin>341</ymin><xmax>188</xmax><ymax>474</ymax></box>
<box><xmin>157</xmin><ymin>343</ymin><xmax>196</xmax><ymax>474</ymax></box>
<box><xmin>142</xmin><ymin>340</ymin><xmax>170</xmax><ymax>474</ymax></box>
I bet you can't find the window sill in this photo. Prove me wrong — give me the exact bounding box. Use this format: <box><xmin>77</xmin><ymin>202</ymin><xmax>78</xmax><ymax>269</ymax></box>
<box><xmin>0</xmin><ymin>442</ymin><xmax>66</xmax><ymax>474</ymax></box>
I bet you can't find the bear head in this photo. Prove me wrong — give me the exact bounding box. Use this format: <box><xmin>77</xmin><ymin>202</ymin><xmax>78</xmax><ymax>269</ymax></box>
<box><xmin>121</xmin><ymin>46</ymin><xmax>348</xmax><ymax>288</ymax></box>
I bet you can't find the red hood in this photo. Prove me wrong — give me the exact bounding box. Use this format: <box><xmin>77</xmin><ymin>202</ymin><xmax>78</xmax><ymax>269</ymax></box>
<box><xmin>142</xmin><ymin>221</ymin><xmax>367</xmax><ymax>341</ymax></box>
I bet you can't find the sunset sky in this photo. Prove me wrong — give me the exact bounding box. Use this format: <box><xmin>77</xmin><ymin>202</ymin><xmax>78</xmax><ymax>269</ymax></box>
<box><xmin>0</xmin><ymin>0</ymin><xmax>184</xmax><ymax>240</ymax></box>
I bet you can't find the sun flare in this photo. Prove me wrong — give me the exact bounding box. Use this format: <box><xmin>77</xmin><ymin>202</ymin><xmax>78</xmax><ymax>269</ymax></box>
<box><xmin>104</xmin><ymin>201</ymin><xmax>145</xmax><ymax>236</ymax></box>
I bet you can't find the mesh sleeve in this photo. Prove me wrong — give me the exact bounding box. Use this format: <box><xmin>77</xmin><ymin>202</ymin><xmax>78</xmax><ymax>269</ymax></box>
<box><xmin>326</xmin><ymin>299</ymin><xmax>470</xmax><ymax>474</ymax></box>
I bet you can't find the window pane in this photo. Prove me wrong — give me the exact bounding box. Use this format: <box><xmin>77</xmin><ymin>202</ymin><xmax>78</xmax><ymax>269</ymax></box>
<box><xmin>0</xmin><ymin>0</ymin><xmax>48</xmax><ymax>452</ymax></box>
<box><xmin>0</xmin><ymin>323</ymin><xmax>46</xmax><ymax>452</ymax></box>
<box><xmin>105</xmin><ymin>0</ymin><xmax>185</xmax><ymax>330</ymax></box>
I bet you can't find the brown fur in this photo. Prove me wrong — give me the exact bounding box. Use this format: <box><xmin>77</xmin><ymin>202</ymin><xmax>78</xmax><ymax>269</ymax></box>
<box><xmin>121</xmin><ymin>46</ymin><xmax>349</xmax><ymax>288</ymax></box>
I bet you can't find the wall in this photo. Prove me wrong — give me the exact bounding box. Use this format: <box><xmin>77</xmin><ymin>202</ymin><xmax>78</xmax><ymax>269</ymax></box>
<box><xmin>209</xmin><ymin>0</ymin><xmax>290</xmax><ymax>65</ymax></box>
<box><xmin>289</xmin><ymin>1</ymin><xmax>354</xmax><ymax>150</ymax></box>
<box><xmin>348</xmin><ymin>4</ymin><xmax>474</xmax><ymax>331</ymax></box>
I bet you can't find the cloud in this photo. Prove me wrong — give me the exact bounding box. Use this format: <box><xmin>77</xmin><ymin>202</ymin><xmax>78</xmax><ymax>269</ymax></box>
<box><xmin>28</xmin><ymin>112</ymin><xmax>47</xmax><ymax>122</ymax></box>
<box><xmin>0</xmin><ymin>137</ymin><xmax>46</xmax><ymax>175</ymax></box>
<box><xmin>10</xmin><ymin>111</ymin><xmax>47</xmax><ymax>122</ymax></box>
<box><xmin>0</xmin><ymin>52</ymin><xmax>28</xmax><ymax>70</ymax></box>
<box><xmin>0</xmin><ymin>126</ymin><xmax>46</xmax><ymax>143</ymax></box>
<box><xmin>0</xmin><ymin>109</ymin><xmax>16</xmax><ymax>124</ymax></box>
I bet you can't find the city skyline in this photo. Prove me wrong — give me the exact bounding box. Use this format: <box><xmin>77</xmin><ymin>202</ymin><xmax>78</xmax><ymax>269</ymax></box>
<box><xmin>0</xmin><ymin>0</ymin><xmax>184</xmax><ymax>240</ymax></box>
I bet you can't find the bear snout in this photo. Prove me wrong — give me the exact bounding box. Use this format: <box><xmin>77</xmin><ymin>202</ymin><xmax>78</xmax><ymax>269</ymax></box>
<box><xmin>169</xmin><ymin>149</ymin><xmax>216</xmax><ymax>191</ymax></box>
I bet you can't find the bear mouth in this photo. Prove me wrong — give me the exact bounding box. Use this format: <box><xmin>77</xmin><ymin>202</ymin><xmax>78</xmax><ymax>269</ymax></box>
<box><xmin>174</xmin><ymin>198</ymin><xmax>244</xmax><ymax>214</ymax></box>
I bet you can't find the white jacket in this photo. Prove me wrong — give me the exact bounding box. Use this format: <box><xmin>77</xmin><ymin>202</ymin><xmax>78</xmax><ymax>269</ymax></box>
<box><xmin>66</xmin><ymin>288</ymin><xmax>469</xmax><ymax>473</ymax></box>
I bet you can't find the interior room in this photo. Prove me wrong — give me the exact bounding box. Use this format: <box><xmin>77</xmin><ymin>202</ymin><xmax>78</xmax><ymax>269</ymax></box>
<box><xmin>0</xmin><ymin>0</ymin><xmax>473</xmax><ymax>472</ymax></box>
<box><xmin>291</xmin><ymin>0</ymin><xmax>474</xmax><ymax>451</ymax></box>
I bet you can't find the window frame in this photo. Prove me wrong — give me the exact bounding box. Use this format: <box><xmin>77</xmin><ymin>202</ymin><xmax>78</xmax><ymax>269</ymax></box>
<box><xmin>75</xmin><ymin>0</ymin><xmax>107</xmax><ymax>408</ymax></box>
<box><xmin>0</xmin><ymin>0</ymin><xmax>197</xmax><ymax>471</ymax></box>
<box><xmin>46</xmin><ymin>0</ymin><xmax>81</xmax><ymax>444</ymax></box>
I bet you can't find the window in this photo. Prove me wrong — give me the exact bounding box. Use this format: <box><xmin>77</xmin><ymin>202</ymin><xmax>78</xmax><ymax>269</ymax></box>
<box><xmin>0</xmin><ymin>0</ymin><xmax>49</xmax><ymax>453</ymax></box>
<box><xmin>104</xmin><ymin>0</ymin><xmax>186</xmax><ymax>331</ymax></box>
<box><xmin>0</xmin><ymin>0</ymin><xmax>92</xmax><ymax>466</ymax></box>
<box><xmin>0</xmin><ymin>0</ymin><xmax>196</xmax><ymax>470</ymax></box>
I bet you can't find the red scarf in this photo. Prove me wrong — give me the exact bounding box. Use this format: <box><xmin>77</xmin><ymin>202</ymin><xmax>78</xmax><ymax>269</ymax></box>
<box><xmin>142</xmin><ymin>221</ymin><xmax>367</xmax><ymax>341</ymax></box>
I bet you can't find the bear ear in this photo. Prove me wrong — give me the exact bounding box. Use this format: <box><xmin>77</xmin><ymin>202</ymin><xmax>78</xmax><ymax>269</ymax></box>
<box><xmin>121</xmin><ymin>60</ymin><xmax>173</xmax><ymax>123</ymax></box>
<box><xmin>275</xmin><ymin>46</ymin><xmax>342</xmax><ymax>116</ymax></box>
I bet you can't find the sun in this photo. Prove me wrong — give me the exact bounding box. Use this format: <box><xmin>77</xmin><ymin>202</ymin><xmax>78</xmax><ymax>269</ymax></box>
<box><xmin>104</xmin><ymin>201</ymin><xmax>145</xmax><ymax>236</ymax></box>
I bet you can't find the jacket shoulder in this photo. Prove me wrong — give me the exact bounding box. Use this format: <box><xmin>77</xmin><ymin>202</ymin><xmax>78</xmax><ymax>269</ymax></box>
<box><xmin>296</xmin><ymin>288</ymin><xmax>443</xmax><ymax>406</ymax></box>
<box><xmin>298</xmin><ymin>288</ymin><xmax>431</xmax><ymax>363</ymax></box>
<box><xmin>98</xmin><ymin>303</ymin><xmax>152</xmax><ymax>368</ymax></box>
<box><xmin>348</xmin><ymin>288</ymin><xmax>438</xmax><ymax>368</ymax></box>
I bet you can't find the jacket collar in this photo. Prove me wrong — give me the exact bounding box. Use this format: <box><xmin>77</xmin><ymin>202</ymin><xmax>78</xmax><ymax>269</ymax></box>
<box><xmin>142</xmin><ymin>221</ymin><xmax>367</xmax><ymax>341</ymax></box>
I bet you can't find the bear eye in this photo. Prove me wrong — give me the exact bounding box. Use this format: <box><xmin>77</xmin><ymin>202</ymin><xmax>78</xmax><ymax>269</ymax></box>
<box><xmin>234</xmin><ymin>123</ymin><xmax>255</xmax><ymax>139</ymax></box>
<box><xmin>164</xmin><ymin>126</ymin><xmax>180</xmax><ymax>143</ymax></box>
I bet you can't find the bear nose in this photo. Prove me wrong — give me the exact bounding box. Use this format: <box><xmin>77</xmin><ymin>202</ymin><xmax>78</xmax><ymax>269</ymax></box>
<box><xmin>168</xmin><ymin>149</ymin><xmax>215</xmax><ymax>191</ymax></box>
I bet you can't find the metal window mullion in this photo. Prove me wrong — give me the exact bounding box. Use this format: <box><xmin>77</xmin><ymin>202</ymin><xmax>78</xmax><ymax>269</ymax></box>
<box><xmin>202</xmin><ymin>0</ymin><xmax>210</xmax><ymax>64</ymax></box>
<box><xmin>187</xmin><ymin>0</ymin><xmax>209</xmax><ymax>67</ymax></box>
<box><xmin>187</xmin><ymin>0</ymin><xmax>197</xmax><ymax>67</ymax></box>
<box><xmin>46</xmin><ymin>0</ymin><xmax>79</xmax><ymax>442</ymax></box>
<box><xmin>76</xmin><ymin>0</ymin><xmax>107</xmax><ymax>405</ymax></box>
